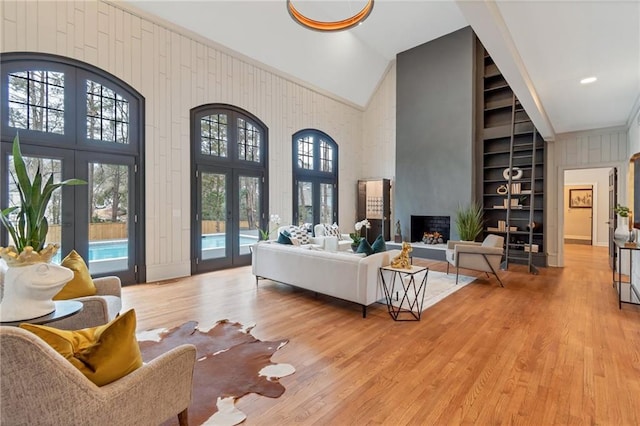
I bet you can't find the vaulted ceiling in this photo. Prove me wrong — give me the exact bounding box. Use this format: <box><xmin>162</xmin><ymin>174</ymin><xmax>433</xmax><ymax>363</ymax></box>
<box><xmin>125</xmin><ymin>0</ymin><xmax>640</xmax><ymax>141</ymax></box>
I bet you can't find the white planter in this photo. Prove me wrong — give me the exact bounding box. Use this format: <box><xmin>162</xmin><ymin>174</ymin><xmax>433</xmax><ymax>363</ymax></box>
<box><xmin>0</xmin><ymin>262</ymin><xmax>73</xmax><ymax>322</ymax></box>
<box><xmin>615</xmin><ymin>216</ymin><xmax>631</xmax><ymax>241</ymax></box>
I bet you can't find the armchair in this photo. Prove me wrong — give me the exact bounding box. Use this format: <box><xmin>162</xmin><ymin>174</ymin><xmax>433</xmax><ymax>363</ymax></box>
<box><xmin>446</xmin><ymin>234</ymin><xmax>505</xmax><ymax>287</ymax></box>
<box><xmin>47</xmin><ymin>276</ymin><xmax>122</xmax><ymax>330</ymax></box>
<box><xmin>0</xmin><ymin>326</ymin><xmax>196</xmax><ymax>426</ymax></box>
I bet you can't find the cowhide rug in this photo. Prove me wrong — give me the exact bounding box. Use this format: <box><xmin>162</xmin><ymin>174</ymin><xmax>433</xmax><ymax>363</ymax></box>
<box><xmin>138</xmin><ymin>320</ymin><xmax>295</xmax><ymax>426</ymax></box>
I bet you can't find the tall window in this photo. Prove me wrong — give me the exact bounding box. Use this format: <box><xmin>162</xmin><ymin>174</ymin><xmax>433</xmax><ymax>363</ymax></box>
<box><xmin>292</xmin><ymin>129</ymin><xmax>338</xmax><ymax>226</ymax></box>
<box><xmin>191</xmin><ymin>104</ymin><xmax>268</xmax><ymax>273</ymax></box>
<box><xmin>1</xmin><ymin>53</ymin><xmax>144</xmax><ymax>285</ymax></box>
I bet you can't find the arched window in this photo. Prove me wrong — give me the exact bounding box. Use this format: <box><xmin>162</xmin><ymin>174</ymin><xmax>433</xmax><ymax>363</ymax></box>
<box><xmin>191</xmin><ymin>104</ymin><xmax>268</xmax><ymax>273</ymax></box>
<box><xmin>292</xmin><ymin>129</ymin><xmax>338</xmax><ymax>226</ymax></box>
<box><xmin>1</xmin><ymin>53</ymin><xmax>144</xmax><ymax>284</ymax></box>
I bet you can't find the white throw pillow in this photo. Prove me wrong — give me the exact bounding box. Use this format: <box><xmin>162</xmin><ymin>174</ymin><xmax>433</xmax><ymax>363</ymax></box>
<box><xmin>323</xmin><ymin>223</ymin><xmax>342</xmax><ymax>240</ymax></box>
<box><xmin>288</xmin><ymin>225</ymin><xmax>310</xmax><ymax>245</ymax></box>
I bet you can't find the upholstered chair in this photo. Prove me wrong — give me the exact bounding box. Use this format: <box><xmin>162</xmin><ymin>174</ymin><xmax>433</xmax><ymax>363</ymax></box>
<box><xmin>47</xmin><ymin>276</ymin><xmax>122</xmax><ymax>330</ymax></box>
<box><xmin>0</xmin><ymin>326</ymin><xmax>196</xmax><ymax>426</ymax></box>
<box><xmin>446</xmin><ymin>234</ymin><xmax>505</xmax><ymax>287</ymax></box>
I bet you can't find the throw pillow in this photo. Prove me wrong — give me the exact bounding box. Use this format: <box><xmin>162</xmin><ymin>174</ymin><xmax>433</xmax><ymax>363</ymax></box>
<box><xmin>288</xmin><ymin>225</ymin><xmax>310</xmax><ymax>244</ymax></box>
<box><xmin>323</xmin><ymin>223</ymin><xmax>342</xmax><ymax>239</ymax></box>
<box><xmin>277</xmin><ymin>230</ymin><xmax>293</xmax><ymax>245</ymax></box>
<box><xmin>53</xmin><ymin>250</ymin><xmax>97</xmax><ymax>300</ymax></box>
<box><xmin>371</xmin><ymin>234</ymin><xmax>387</xmax><ymax>253</ymax></box>
<box><xmin>356</xmin><ymin>238</ymin><xmax>373</xmax><ymax>256</ymax></box>
<box><xmin>20</xmin><ymin>309</ymin><xmax>142</xmax><ymax>386</ymax></box>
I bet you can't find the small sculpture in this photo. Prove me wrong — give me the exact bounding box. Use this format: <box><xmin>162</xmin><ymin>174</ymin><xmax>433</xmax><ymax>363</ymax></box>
<box><xmin>391</xmin><ymin>242</ymin><xmax>412</xmax><ymax>269</ymax></box>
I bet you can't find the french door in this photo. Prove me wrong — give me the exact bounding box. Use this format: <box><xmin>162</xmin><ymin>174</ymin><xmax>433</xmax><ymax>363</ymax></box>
<box><xmin>1</xmin><ymin>145</ymin><xmax>139</xmax><ymax>283</ymax></box>
<box><xmin>193</xmin><ymin>165</ymin><xmax>263</xmax><ymax>273</ymax></box>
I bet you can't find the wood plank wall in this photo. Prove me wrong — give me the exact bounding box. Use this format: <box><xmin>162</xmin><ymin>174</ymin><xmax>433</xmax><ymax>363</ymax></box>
<box><xmin>0</xmin><ymin>0</ymin><xmax>398</xmax><ymax>281</ymax></box>
<box><xmin>546</xmin><ymin>127</ymin><xmax>629</xmax><ymax>267</ymax></box>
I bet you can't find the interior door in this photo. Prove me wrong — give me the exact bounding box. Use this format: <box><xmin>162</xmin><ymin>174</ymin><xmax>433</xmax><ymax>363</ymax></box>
<box><xmin>609</xmin><ymin>167</ymin><xmax>618</xmax><ymax>269</ymax></box>
<box><xmin>194</xmin><ymin>166</ymin><xmax>262</xmax><ymax>273</ymax></box>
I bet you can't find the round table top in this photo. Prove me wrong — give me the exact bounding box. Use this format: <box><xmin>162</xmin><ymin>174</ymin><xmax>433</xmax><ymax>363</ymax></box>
<box><xmin>0</xmin><ymin>300</ymin><xmax>83</xmax><ymax>327</ymax></box>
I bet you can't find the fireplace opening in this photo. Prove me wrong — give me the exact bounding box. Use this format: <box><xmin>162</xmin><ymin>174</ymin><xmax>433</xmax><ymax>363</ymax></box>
<box><xmin>410</xmin><ymin>215</ymin><xmax>451</xmax><ymax>244</ymax></box>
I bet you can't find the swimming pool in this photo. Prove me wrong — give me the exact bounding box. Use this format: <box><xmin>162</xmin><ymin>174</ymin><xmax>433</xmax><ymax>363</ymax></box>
<box><xmin>81</xmin><ymin>234</ymin><xmax>258</xmax><ymax>261</ymax></box>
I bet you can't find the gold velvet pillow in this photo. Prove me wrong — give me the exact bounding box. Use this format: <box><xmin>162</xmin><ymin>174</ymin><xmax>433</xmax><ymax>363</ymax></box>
<box><xmin>53</xmin><ymin>250</ymin><xmax>97</xmax><ymax>300</ymax></box>
<box><xmin>20</xmin><ymin>309</ymin><xmax>142</xmax><ymax>386</ymax></box>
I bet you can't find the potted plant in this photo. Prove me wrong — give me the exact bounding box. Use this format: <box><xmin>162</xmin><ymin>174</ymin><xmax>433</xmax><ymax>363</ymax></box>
<box><xmin>455</xmin><ymin>202</ymin><xmax>484</xmax><ymax>241</ymax></box>
<box><xmin>0</xmin><ymin>134</ymin><xmax>86</xmax><ymax>257</ymax></box>
<box><xmin>349</xmin><ymin>219</ymin><xmax>370</xmax><ymax>251</ymax></box>
<box><xmin>613</xmin><ymin>204</ymin><xmax>632</xmax><ymax>241</ymax></box>
<box><xmin>0</xmin><ymin>133</ymin><xmax>86</xmax><ymax>321</ymax></box>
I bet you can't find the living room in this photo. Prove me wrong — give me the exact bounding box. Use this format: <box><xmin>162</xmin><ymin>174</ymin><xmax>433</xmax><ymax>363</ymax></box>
<box><xmin>1</xmin><ymin>1</ymin><xmax>640</xmax><ymax>424</ymax></box>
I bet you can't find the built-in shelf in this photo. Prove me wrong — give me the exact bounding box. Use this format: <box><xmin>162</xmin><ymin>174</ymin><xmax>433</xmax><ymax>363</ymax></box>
<box><xmin>478</xmin><ymin>42</ymin><xmax>546</xmax><ymax>271</ymax></box>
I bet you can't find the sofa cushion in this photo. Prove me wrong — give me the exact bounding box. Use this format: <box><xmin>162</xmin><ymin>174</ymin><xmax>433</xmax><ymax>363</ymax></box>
<box><xmin>277</xmin><ymin>230</ymin><xmax>293</xmax><ymax>245</ymax></box>
<box><xmin>289</xmin><ymin>225</ymin><xmax>310</xmax><ymax>244</ymax></box>
<box><xmin>371</xmin><ymin>234</ymin><xmax>387</xmax><ymax>253</ymax></box>
<box><xmin>54</xmin><ymin>250</ymin><xmax>97</xmax><ymax>300</ymax></box>
<box><xmin>356</xmin><ymin>239</ymin><xmax>373</xmax><ymax>256</ymax></box>
<box><xmin>20</xmin><ymin>309</ymin><xmax>142</xmax><ymax>386</ymax></box>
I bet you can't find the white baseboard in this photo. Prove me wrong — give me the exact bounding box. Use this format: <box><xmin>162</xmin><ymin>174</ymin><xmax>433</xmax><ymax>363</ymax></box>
<box><xmin>146</xmin><ymin>261</ymin><xmax>191</xmax><ymax>283</ymax></box>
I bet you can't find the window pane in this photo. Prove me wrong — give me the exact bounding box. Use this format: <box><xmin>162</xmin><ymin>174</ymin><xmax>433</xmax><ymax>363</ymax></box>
<box><xmin>7</xmin><ymin>155</ymin><xmax>62</xmax><ymax>249</ymax></box>
<box><xmin>297</xmin><ymin>136</ymin><xmax>313</xmax><ymax>170</ymax></box>
<box><xmin>320</xmin><ymin>139</ymin><xmax>333</xmax><ymax>173</ymax></box>
<box><xmin>320</xmin><ymin>183</ymin><xmax>334</xmax><ymax>224</ymax></box>
<box><xmin>88</xmin><ymin>162</ymin><xmax>130</xmax><ymax>274</ymax></box>
<box><xmin>201</xmin><ymin>172</ymin><xmax>227</xmax><ymax>260</ymax></box>
<box><xmin>238</xmin><ymin>175</ymin><xmax>261</xmax><ymax>254</ymax></box>
<box><xmin>200</xmin><ymin>114</ymin><xmax>228</xmax><ymax>157</ymax></box>
<box><xmin>297</xmin><ymin>181</ymin><xmax>313</xmax><ymax>226</ymax></box>
<box><xmin>237</xmin><ymin>118</ymin><xmax>261</xmax><ymax>163</ymax></box>
<box><xmin>7</xmin><ymin>71</ymin><xmax>65</xmax><ymax>133</ymax></box>
<box><xmin>85</xmin><ymin>79</ymin><xmax>129</xmax><ymax>144</ymax></box>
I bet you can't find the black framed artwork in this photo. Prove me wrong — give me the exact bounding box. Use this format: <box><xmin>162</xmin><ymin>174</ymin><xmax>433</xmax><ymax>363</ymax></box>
<box><xmin>569</xmin><ymin>188</ymin><xmax>593</xmax><ymax>208</ymax></box>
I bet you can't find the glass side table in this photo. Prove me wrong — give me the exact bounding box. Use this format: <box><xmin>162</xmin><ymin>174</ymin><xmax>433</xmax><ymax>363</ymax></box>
<box><xmin>379</xmin><ymin>265</ymin><xmax>429</xmax><ymax>321</ymax></box>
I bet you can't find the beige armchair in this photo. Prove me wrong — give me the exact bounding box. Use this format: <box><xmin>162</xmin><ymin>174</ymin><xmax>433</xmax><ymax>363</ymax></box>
<box><xmin>0</xmin><ymin>326</ymin><xmax>196</xmax><ymax>426</ymax></box>
<box><xmin>446</xmin><ymin>234</ymin><xmax>505</xmax><ymax>287</ymax></box>
<box><xmin>47</xmin><ymin>276</ymin><xmax>122</xmax><ymax>330</ymax></box>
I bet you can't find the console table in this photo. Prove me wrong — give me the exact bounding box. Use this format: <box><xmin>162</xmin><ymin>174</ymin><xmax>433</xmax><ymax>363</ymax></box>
<box><xmin>0</xmin><ymin>300</ymin><xmax>83</xmax><ymax>327</ymax></box>
<box><xmin>379</xmin><ymin>265</ymin><xmax>429</xmax><ymax>321</ymax></box>
<box><xmin>612</xmin><ymin>239</ymin><xmax>640</xmax><ymax>309</ymax></box>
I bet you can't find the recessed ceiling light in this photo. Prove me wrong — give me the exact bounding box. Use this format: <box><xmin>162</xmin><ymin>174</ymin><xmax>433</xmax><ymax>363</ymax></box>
<box><xmin>580</xmin><ymin>76</ymin><xmax>597</xmax><ymax>85</ymax></box>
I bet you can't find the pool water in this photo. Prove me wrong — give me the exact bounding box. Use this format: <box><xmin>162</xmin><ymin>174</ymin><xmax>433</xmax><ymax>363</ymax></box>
<box><xmin>80</xmin><ymin>234</ymin><xmax>257</xmax><ymax>261</ymax></box>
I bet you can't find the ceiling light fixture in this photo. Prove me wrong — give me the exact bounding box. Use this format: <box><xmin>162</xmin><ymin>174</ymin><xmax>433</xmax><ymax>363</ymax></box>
<box><xmin>287</xmin><ymin>0</ymin><xmax>374</xmax><ymax>32</ymax></box>
<box><xmin>580</xmin><ymin>76</ymin><xmax>597</xmax><ymax>85</ymax></box>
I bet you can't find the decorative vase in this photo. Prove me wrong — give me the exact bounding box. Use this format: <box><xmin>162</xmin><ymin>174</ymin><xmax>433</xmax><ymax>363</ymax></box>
<box><xmin>351</xmin><ymin>243</ymin><xmax>359</xmax><ymax>252</ymax></box>
<box><xmin>0</xmin><ymin>245</ymin><xmax>73</xmax><ymax>322</ymax></box>
<box><xmin>614</xmin><ymin>216</ymin><xmax>630</xmax><ymax>241</ymax></box>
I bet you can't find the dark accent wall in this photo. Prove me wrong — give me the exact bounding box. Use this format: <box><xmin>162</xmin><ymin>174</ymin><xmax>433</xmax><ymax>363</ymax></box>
<box><xmin>395</xmin><ymin>26</ymin><xmax>476</xmax><ymax>241</ymax></box>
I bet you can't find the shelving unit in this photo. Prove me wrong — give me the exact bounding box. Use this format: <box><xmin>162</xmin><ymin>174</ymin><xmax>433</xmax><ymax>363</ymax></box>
<box><xmin>478</xmin><ymin>47</ymin><xmax>546</xmax><ymax>272</ymax></box>
<box><xmin>357</xmin><ymin>179</ymin><xmax>391</xmax><ymax>244</ymax></box>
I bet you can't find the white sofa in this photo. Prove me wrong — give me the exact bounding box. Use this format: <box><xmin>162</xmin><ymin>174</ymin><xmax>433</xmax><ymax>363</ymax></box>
<box><xmin>252</xmin><ymin>242</ymin><xmax>399</xmax><ymax>317</ymax></box>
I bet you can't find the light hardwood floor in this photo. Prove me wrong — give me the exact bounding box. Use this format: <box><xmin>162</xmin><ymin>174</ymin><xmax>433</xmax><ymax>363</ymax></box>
<box><xmin>123</xmin><ymin>245</ymin><xmax>640</xmax><ymax>425</ymax></box>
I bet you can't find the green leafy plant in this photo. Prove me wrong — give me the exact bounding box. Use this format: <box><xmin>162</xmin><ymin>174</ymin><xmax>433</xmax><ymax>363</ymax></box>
<box><xmin>614</xmin><ymin>204</ymin><xmax>630</xmax><ymax>217</ymax></box>
<box><xmin>0</xmin><ymin>134</ymin><xmax>86</xmax><ymax>253</ymax></box>
<box><xmin>257</xmin><ymin>214</ymin><xmax>281</xmax><ymax>240</ymax></box>
<box><xmin>455</xmin><ymin>202</ymin><xmax>484</xmax><ymax>241</ymax></box>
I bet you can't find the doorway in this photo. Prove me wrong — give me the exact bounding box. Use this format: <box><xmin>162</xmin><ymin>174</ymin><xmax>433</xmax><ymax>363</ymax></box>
<box><xmin>562</xmin><ymin>168</ymin><xmax>612</xmax><ymax>267</ymax></box>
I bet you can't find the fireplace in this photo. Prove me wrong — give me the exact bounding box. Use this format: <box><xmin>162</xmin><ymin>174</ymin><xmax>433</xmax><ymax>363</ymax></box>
<box><xmin>411</xmin><ymin>215</ymin><xmax>451</xmax><ymax>243</ymax></box>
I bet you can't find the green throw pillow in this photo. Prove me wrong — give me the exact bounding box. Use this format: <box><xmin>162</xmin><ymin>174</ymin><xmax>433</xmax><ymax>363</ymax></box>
<box><xmin>371</xmin><ymin>234</ymin><xmax>387</xmax><ymax>253</ymax></box>
<box><xmin>277</xmin><ymin>230</ymin><xmax>293</xmax><ymax>245</ymax></box>
<box><xmin>356</xmin><ymin>238</ymin><xmax>373</xmax><ymax>256</ymax></box>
